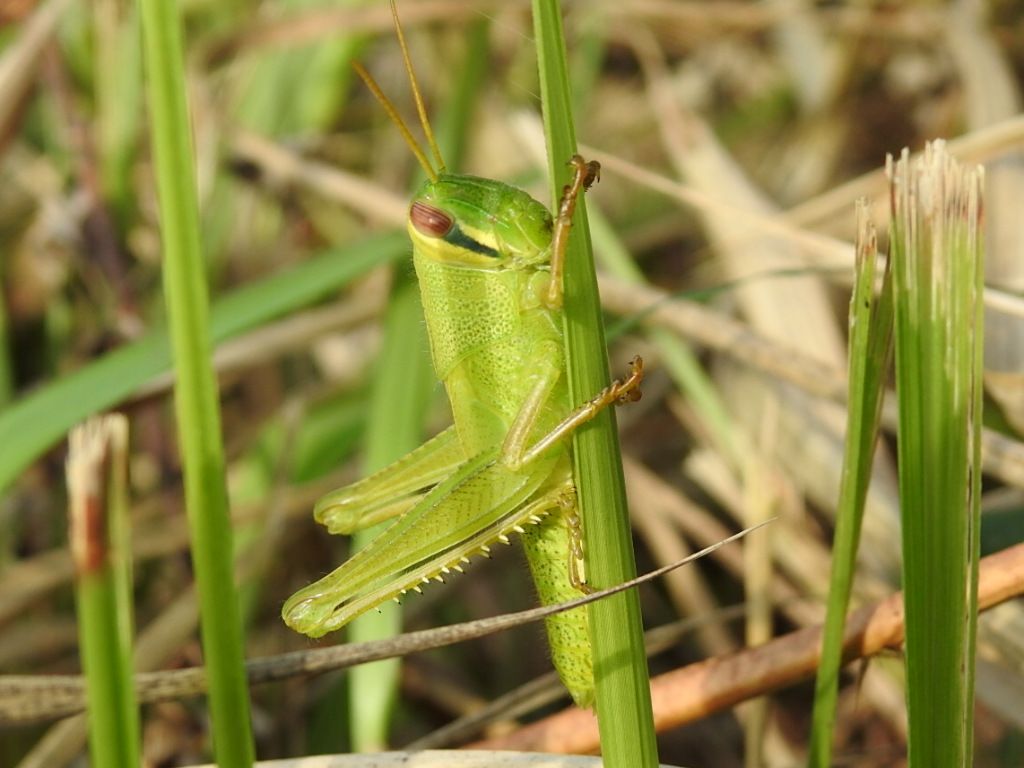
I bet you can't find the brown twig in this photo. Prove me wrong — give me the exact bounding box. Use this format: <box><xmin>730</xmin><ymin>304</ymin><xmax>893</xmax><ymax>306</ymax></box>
<box><xmin>468</xmin><ymin>542</ymin><xmax>1024</xmax><ymax>753</ymax></box>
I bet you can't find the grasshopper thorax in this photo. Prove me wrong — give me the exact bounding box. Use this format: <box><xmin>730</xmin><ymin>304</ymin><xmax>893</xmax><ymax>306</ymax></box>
<box><xmin>408</xmin><ymin>174</ymin><xmax>553</xmax><ymax>269</ymax></box>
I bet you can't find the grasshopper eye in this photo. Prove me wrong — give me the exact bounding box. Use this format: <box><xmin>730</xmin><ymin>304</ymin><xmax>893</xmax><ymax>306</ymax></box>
<box><xmin>410</xmin><ymin>201</ymin><xmax>453</xmax><ymax>238</ymax></box>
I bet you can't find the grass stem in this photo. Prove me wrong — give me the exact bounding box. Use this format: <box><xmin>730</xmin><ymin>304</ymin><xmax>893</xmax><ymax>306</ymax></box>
<box><xmin>532</xmin><ymin>1</ymin><xmax>658</xmax><ymax>764</ymax></box>
<box><xmin>68</xmin><ymin>415</ymin><xmax>140</xmax><ymax>768</ymax></box>
<box><xmin>138</xmin><ymin>0</ymin><xmax>255</xmax><ymax>762</ymax></box>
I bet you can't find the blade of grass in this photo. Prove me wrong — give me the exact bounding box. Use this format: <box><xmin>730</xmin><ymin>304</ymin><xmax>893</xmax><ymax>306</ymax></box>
<box><xmin>93</xmin><ymin>0</ymin><xmax>142</xmax><ymax>227</ymax></box>
<box><xmin>532</xmin><ymin>1</ymin><xmax>658</xmax><ymax>765</ymax></box>
<box><xmin>889</xmin><ymin>141</ymin><xmax>984</xmax><ymax>767</ymax></box>
<box><xmin>137</xmin><ymin>0</ymin><xmax>254</xmax><ymax>762</ymax></box>
<box><xmin>0</xmin><ymin>230</ymin><xmax>406</xmax><ymax>494</ymax></box>
<box><xmin>808</xmin><ymin>202</ymin><xmax>894</xmax><ymax>767</ymax></box>
<box><xmin>296</xmin><ymin>0</ymin><xmax>375</xmax><ymax>129</ymax></box>
<box><xmin>345</xmin><ymin>271</ymin><xmax>433</xmax><ymax>751</ymax></box>
<box><xmin>67</xmin><ymin>415</ymin><xmax>140</xmax><ymax>768</ymax></box>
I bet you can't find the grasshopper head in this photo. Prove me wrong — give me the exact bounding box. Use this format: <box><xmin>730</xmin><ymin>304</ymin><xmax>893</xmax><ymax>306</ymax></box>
<box><xmin>408</xmin><ymin>175</ymin><xmax>553</xmax><ymax>268</ymax></box>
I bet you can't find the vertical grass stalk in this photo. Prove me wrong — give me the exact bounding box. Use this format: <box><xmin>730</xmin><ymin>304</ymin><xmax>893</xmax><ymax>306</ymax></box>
<box><xmin>889</xmin><ymin>141</ymin><xmax>984</xmax><ymax>767</ymax></box>
<box><xmin>345</xmin><ymin>261</ymin><xmax>435</xmax><ymax>751</ymax></box>
<box><xmin>346</xmin><ymin>273</ymin><xmax>433</xmax><ymax>751</ymax></box>
<box><xmin>808</xmin><ymin>202</ymin><xmax>894</xmax><ymax>767</ymax></box>
<box><xmin>93</xmin><ymin>0</ymin><xmax>141</xmax><ymax>226</ymax></box>
<box><xmin>0</xmin><ymin>231</ymin><xmax>407</xmax><ymax>496</ymax></box>
<box><xmin>137</xmin><ymin>0</ymin><xmax>255</xmax><ymax>763</ymax></box>
<box><xmin>532</xmin><ymin>1</ymin><xmax>658</xmax><ymax>764</ymax></box>
<box><xmin>68</xmin><ymin>415</ymin><xmax>140</xmax><ymax>768</ymax></box>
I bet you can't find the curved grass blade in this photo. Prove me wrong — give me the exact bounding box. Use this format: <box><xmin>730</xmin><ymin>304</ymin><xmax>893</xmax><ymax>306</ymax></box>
<box><xmin>0</xmin><ymin>231</ymin><xmax>407</xmax><ymax>494</ymax></box>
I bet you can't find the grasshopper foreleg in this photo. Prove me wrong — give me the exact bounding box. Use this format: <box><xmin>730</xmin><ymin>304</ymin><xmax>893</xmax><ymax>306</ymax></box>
<box><xmin>502</xmin><ymin>354</ymin><xmax>644</xmax><ymax>473</ymax></box>
<box><xmin>545</xmin><ymin>155</ymin><xmax>601</xmax><ymax>310</ymax></box>
<box><xmin>515</xmin><ymin>356</ymin><xmax>644</xmax><ymax>469</ymax></box>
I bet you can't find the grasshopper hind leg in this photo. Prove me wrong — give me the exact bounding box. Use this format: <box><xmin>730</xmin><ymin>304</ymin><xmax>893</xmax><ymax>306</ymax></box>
<box><xmin>314</xmin><ymin>425</ymin><xmax>466</xmax><ymax>534</ymax></box>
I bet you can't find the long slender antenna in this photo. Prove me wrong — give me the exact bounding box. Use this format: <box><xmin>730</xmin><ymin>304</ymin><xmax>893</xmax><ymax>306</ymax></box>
<box><xmin>390</xmin><ymin>0</ymin><xmax>446</xmax><ymax>175</ymax></box>
<box><xmin>353</xmin><ymin>62</ymin><xmax>437</xmax><ymax>182</ymax></box>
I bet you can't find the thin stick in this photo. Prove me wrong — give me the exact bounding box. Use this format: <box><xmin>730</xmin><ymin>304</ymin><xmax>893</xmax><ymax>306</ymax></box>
<box><xmin>0</xmin><ymin>525</ymin><xmax>765</xmax><ymax>725</ymax></box>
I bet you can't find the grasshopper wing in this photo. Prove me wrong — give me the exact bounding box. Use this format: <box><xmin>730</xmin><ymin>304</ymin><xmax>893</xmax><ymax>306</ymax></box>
<box><xmin>283</xmin><ymin>447</ymin><xmax>561</xmax><ymax>638</ymax></box>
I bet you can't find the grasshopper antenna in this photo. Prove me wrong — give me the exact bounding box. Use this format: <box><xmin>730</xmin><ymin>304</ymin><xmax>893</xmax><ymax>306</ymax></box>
<box><xmin>353</xmin><ymin>62</ymin><xmax>438</xmax><ymax>182</ymax></box>
<box><xmin>389</xmin><ymin>0</ymin><xmax>446</xmax><ymax>175</ymax></box>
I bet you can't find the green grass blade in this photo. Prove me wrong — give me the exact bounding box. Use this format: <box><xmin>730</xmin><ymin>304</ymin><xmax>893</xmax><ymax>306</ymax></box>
<box><xmin>0</xmin><ymin>231</ymin><xmax>406</xmax><ymax>494</ymax></box>
<box><xmin>430</xmin><ymin>17</ymin><xmax>490</xmax><ymax>171</ymax></box>
<box><xmin>889</xmin><ymin>142</ymin><xmax>984</xmax><ymax>768</ymax></box>
<box><xmin>137</xmin><ymin>0</ymin><xmax>254</xmax><ymax>762</ymax></box>
<box><xmin>532</xmin><ymin>2</ymin><xmax>658</xmax><ymax>765</ymax></box>
<box><xmin>295</xmin><ymin>0</ymin><xmax>374</xmax><ymax>130</ymax></box>
<box><xmin>93</xmin><ymin>0</ymin><xmax>142</xmax><ymax>227</ymax></box>
<box><xmin>68</xmin><ymin>416</ymin><xmax>141</xmax><ymax>768</ymax></box>
<box><xmin>346</xmin><ymin>271</ymin><xmax>434</xmax><ymax>750</ymax></box>
<box><xmin>808</xmin><ymin>203</ymin><xmax>894</xmax><ymax>767</ymax></box>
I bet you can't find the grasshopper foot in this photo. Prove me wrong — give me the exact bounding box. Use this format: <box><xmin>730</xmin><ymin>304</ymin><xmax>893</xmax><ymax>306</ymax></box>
<box><xmin>569</xmin><ymin>154</ymin><xmax>601</xmax><ymax>191</ymax></box>
<box><xmin>513</xmin><ymin>356</ymin><xmax>646</xmax><ymax>468</ymax></box>
<box><xmin>609</xmin><ymin>356</ymin><xmax>643</xmax><ymax>405</ymax></box>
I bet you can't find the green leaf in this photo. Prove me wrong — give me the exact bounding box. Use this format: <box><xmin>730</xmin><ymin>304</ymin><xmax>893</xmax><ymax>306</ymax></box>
<box><xmin>0</xmin><ymin>232</ymin><xmax>407</xmax><ymax>494</ymax></box>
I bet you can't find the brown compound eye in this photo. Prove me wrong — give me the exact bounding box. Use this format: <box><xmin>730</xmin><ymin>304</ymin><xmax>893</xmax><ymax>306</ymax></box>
<box><xmin>410</xmin><ymin>201</ymin><xmax>454</xmax><ymax>238</ymax></box>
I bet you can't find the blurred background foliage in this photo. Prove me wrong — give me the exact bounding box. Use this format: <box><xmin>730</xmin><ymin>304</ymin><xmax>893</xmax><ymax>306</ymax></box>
<box><xmin>2</xmin><ymin>1</ymin><xmax>1024</xmax><ymax>766</ymax></box>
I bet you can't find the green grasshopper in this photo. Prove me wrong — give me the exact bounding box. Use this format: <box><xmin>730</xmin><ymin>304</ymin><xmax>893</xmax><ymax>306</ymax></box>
<box><xmin>282</xmin><ymin>4</ymin><xmax>642</xmax><ymax>708</ymax></box>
